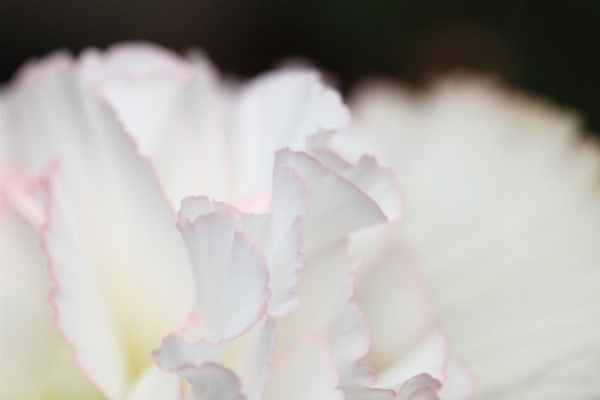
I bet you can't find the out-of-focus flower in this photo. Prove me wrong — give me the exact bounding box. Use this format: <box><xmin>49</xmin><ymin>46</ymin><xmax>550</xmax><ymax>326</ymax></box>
<box><xmin>329</xmin><ymin>76</ymin><xmax>600</xmax><ymax>399</ymax></box>
<box><xmin>0</xmin><ymin>44</ymin><xmax>470</xmax><ymax>400</ymax></box>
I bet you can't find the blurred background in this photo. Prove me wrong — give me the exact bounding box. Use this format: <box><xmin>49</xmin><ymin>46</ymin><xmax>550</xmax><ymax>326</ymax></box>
<box><xmin>1</xmin><ymin>0</ymin><xmax>599</xmax><ymax>134</ymax></box>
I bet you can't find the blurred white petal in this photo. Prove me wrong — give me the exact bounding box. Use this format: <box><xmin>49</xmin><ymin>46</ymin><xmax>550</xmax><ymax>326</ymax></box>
<box><xmin>332</xmin><ymin>75</ymin><xmax>600</xmax><ymax>398</ymax></box>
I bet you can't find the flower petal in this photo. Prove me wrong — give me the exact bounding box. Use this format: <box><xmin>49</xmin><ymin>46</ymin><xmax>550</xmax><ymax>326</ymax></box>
<box><xmin>152</xmin><ymin>334</ymin><xmax>230</xmax><ymax>372</ymax></box>
<box><xmin>99</xmin><ymin>52</ymin><xmax>229</xmax><ymax>208</ymax></box>
<box><xmin>276</xmin><ymin>149</ymin><xmax>387</xmax><ymax>254</ymax></box>
<box><xmin>154</xmin><ymin>317</ymin><xmax>277</xmax><ymax>400</ymax></box>
<box><xmin>354</xmin><ymin>245</ymin><xmax>435</xmax><ymax>372</ymax></box>
<box><xmin>0</xmin><ymin>199</ymin><xmax>55</xmax><ymax>399</ymax></box>
<box><xmin>177</xmin><ymin>363</ymin><xmax>246</xmax><ymax>400</ymax></box>
<box><xmin>232</xmin><ymin>70</ymin><xmax>350</xmax><ymax>203</ymax></box>
<box><xmin>176</xmin><ymin>204</ymin><xmax>271</xmax><ymax>342</ymax></box>
<box><xmin>436</xmin><ymin>361</ymin><xmax>476</xmax><ymax>400</ymax></box>
<box><xmin>276</xmin><ymin>241</ymin><xmax>357</xmax><ymax>347</ymax></box>
<box><xmin>373</xmin><ymin>329</ymin><xmax>447</xmax><ymax>391</ymax></box>
<box><xmin>5</xmin><ymin>56</ymin><xmax>195</xmax><ymax>397</ymax></box>
<box><xmin>338</xmin><ymin>76</ymin><xmax>600</xmax><ymax>397</ymax></box>
<box><xmin>277</xmin><ymin>239</ymin><xmax>375</xmax><ymax>391</ymax></box>
<box><xmin>241</xmin><ymin>163</ymin><xmax>309</xmax><ymax>317</ymax></box>
<box><xmin>125</xmin><ymin>365</ymin><xmax>183</xmax><ymax>400</ymax></box>
<box><xmin>344</xmin><ymin>375</ymin><xmax>443</xmax><ymax>400</ymax></box>
<box><xmin>154</xmin><ymin>333</ymin><xmax>237</xmax><ymax>400</ymax></box>
<box><xmin>492</xmin><ymin>350</ymin><xmax>600</xmax><ymax>399</ymax></box>
<box><xmin>308</xmin><ymin>133</ymin><xmax>402</xmax><ymax>222</ymax></box>
<box><xmin>220</xmin><ymin>316</ymin><xmax>279</xmax><ymax>400</ymax></box>
<box><xmin>326</xmin><ymin>300</ymin><xmax>376</xmax><ymax>389</ymax></box>
<box><xmin>342</xmin><ymin>331</ymin><xmax>447</xmax><ymax>400</ymax></box>
<box><xmin>178</xmin><ymin>161</ymin><xmax>309</xmax><ymax>318</ymax></box>
<box><xmin>46</xmin><ymin>182</ymin><xmax>129</xmax><ymax>398</ymax></box>
<box><xmin>1</xmin><ymin>175</ymin><xmax>106</xmax><ymax>400</ymax></box>
<box><xmin>264</xmin><ymin>333</ymin><xmax>344</xmax><ymax>400</ymax></box>
<box><xmin>396</xmin><ymin>375</ymin><xmax>442</xmax><ymax>400</ymax></box>
<box><xmin>86</xmin><ymin>43</ymin><xmax>191</xmax><ymax>79</ymax></box>
<box><xmin>101</xmin><ymin>62</ymin><xmax>350</xmax><ymax>209</ymax></box>
<box><xmin>94</xmin><ymin>43</ymin><xmax>193</xmax><ymax>154</ymax></box>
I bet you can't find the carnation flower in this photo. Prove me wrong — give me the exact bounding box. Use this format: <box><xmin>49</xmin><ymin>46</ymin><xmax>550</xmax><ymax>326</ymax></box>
<box><xmin>0</xmin><ymin>44</ymin><xmax>470</xmax><ymax>399</ymax></box>
<box><xmin>329</xmin><ymin>76</ymin><xmax>600</xmax><ymax>399</ymax></box>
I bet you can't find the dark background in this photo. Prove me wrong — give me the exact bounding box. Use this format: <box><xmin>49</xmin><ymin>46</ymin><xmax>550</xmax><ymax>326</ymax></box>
<box><xmin>1</xmin><ymin>0</ymin><xmax>599</xmax><ymax>134</ymax></box>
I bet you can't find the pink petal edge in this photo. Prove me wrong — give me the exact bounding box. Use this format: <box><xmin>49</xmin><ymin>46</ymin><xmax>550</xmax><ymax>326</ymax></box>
<box><xmin>39</xmin><ymin>161</ymin><xmax>121</xmax><ymax>399</ymax></box>
<box><xmin>176</xmin><ymin>206</ymin><xmax>272</xmax><ymax>343</ymax></box>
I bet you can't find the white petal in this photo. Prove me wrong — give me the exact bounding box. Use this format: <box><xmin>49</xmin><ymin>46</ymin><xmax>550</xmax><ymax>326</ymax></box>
<box><xmin>277</xmin><ymin>241</ymin><xmax>358</xmax><ymax>349</ymax></box>
<box><xmin>154</xmin><ymin>317</ymin><xmax>277</xmax><ymax>400</ymax></box>
<box><xmin>308</xmin><ymin>134</ymin><xmax>402</xmax><ymax>222</ymax></box>
<box><xmin>1</xmin><ymin>178</ymin><xmax>106</xmax><ymax>400</ymax></box>
<box><xmin>264</xmin><ymin>333</ymin><xmax>344</xmax><ymax>400</ymax></box>
<box><xmin>345</xmin><ymin>375</ymin><xmax>443</xmax><ymax>400</ymax></box>
<box><xmin>335</xmin><ymin>330</ymin><xmax>447</xmax><ymax>400</ymax></box>
<box><xmin>374</xmin><ymin>329</ymin><xmax>447</xmax><ymax>391</ymax></box>
<box><xmin>84</xmin><ymin>43</ymin><xmax>190</xmax><ymax>79</ymax></box>
<box><xmin>396</xmin><ymin>375</ymin><xmax>442</xmax><ymax>400</ymax></box>
<box><xmin>177</xmin><ymin>205</ymin><xmax>271</xmax><ymax>342</ymax></box>
<box><xmin>221</xmin><ymin>316</ymin><xmax>279</xmax><ymax>400</ymax></box>
<box><xmin>339</xmin><ymin>76</ymin><xmax>600</xmax><ymax>397</ymax></box>
<box><xmin>233</xmin><ymin>70</ymin><xmax>350</xmax><ymax>203</ymax></box>
<box><xmin>179</xmin><ymin>162</ymin><xmax>309</xmax><ymax>319</ymax></box>
<box><xmin>177</xmin><ymin>363</ymin><xmax>246</xmax><ymax>400</ymax></box>
<box><xmin>354</xmin><ymin>246</ymin><xmax>436</xmax><ymax>372</ymax></box>
<box><xmin>277</xmin><ymin>240</ymin><xmax>374</xmax><ymax>390</ymax></box>
<box><xmin>276</xmin><ymin>149</ymin><xmax>387</xmax><ymax>254</ymax></box>
<box><xmin>0</xmin><ymin>202</ymin><xmax>55</xmax><ymax>399</ymax></box>
<box><xmin>326</xmin><ymin>300</ymin><xmax>375</xmax><ymax>389</ymax></box>
<box><xmin>126</xmin><ymin>365</ymin><xmax>183</xmax><ymax>400</ymax></box>
<box><xmin>101</xmin><ymin>62</ymin><xmax>349</xmax><ymax>209</ymax></box>
<box><xmin>241</xmin><ymin>163</ymin><xmax>309</xmax><ymax>317</ymax></box>
<box><xmin>436</xmin><ymin>361</ymin><xmax>475</xmax><ymax>400</ymax></box>
<box><xmin>178</xmin><ymin>196</ymin><xmax>236</xmax><ymax>221</ymax></box>
<box><xmin>46</xmin><ymin>184</ymin><xmax>128</xmax><ymax>398</ymax></box>
<box><xmin>99</xmin><ymin>52</ymin><xmax>230</xmax><ymax>208</ymax></box>
<box><xmin>100</xmin><ymin>77</ymin><xmax>189</xmax><ymax>157</ymax></box>
<box><xmin>0</xmin><ymin>165</ymin><xmax>48</xmax><ymax>230</ymax></box>
<box><xmin>493</xmin><ymin>350</ymin><xmax>600</xmax><ymax>399</ymax></box>
<box><xmin>152</xmin><ymin>334</ymin><xmax>229</xmax><ymax>372</ymax></box>
<box><xmin>94</xmin><ymin>43</ymin><xmax>193</xmax><ymax>151</ymax></box>
<box><xmin>6</xmin><ymin>57</ymin><xmax>195</xmax><ymax>396</ymax></box>
<box><xmin>262</xmin><ymin>163</ymin><xmax>309</xmax><ymax>316</ymax></box>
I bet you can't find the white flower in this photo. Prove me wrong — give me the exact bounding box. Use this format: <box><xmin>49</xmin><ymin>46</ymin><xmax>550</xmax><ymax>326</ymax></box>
<box><xmin>0</xmin><ymin>44</ymin><xmax>469</xmax><ymax>399</ymax></box>
<box><xmin>329</xmin><ymin>75</ymin><xmax>600</xmax><ymax>399</ymax></box>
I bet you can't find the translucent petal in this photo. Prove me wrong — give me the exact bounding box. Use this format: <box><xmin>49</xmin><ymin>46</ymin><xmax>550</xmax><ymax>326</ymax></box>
<box><xmin>176</xmin><ymin>205</ymin><xmax>270</xmax><ymax>342</ymax></box>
